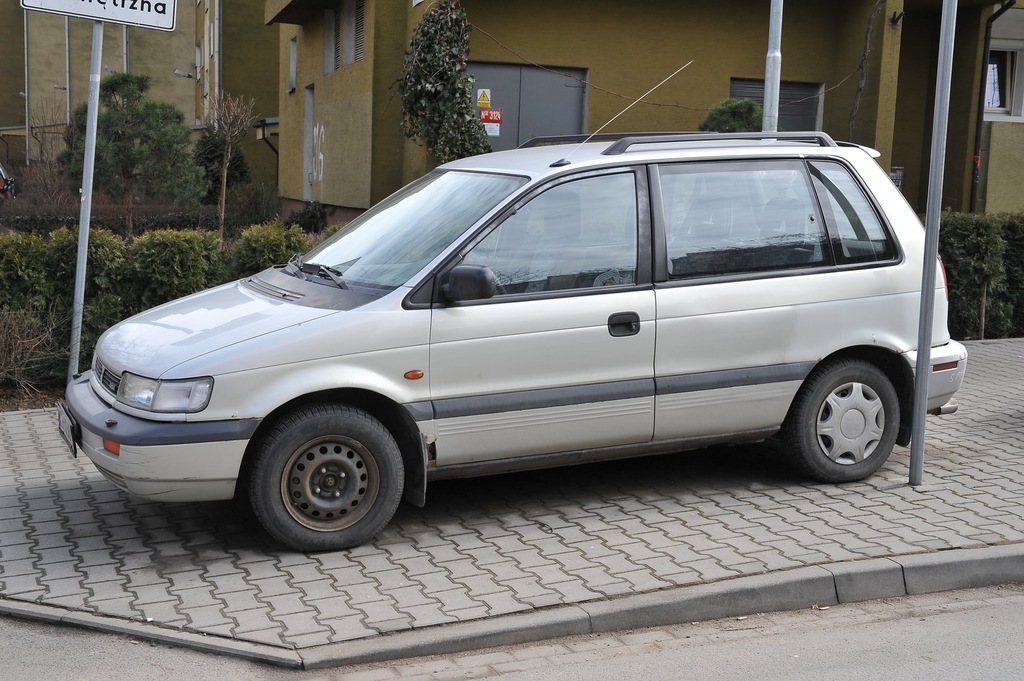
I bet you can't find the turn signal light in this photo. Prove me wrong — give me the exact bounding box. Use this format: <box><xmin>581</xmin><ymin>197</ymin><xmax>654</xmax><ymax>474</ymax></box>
<box><xmin>102</xmin><ymin>439</ymin><xmax>121</xmax><ymax>456</ymax></box>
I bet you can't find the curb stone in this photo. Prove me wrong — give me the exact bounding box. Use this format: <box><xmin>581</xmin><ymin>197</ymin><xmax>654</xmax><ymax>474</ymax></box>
<box><xmin>4</xmin><ymin>543</ymin><xmax>1023</xmax><ymax>670</ymax></box>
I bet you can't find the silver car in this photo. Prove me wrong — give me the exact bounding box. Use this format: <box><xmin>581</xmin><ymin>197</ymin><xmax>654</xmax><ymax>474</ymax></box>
<box><xmin>60</xmin><ymin>132</ymin><xmax>968</xmax><ymax>551</ymax></box>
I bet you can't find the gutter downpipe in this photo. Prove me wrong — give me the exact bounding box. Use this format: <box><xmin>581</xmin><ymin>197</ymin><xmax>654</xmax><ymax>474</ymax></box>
<box><xmin>970</xmin><ymin>0</ymin><xmax>1016</xmax><ymax>213</ymax></box>
<box><xmin>23</xmin><ymin>10</ymin><xmax>30</xmax><ymax>165</ymax></box>
<box><xmin>65</xmin><ymin>18</ymin><xmax>72</xmax><ymax>125</ymax></box>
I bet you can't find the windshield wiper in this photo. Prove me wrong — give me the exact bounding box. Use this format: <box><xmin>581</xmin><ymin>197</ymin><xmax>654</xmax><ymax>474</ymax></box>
<box><xmin>287</xmin><ymin>254</ymin><xmax>348</xmax><ymax>289</ymax></box>
<box><xmin>285</xmin><ymin>253</ymin><xmax>307</xmax><ymax>278</ymax></box>
<box><xmin>312</xmin><ymin>263</ymin><xmax>348</xmax><ymax>289</ymax></box>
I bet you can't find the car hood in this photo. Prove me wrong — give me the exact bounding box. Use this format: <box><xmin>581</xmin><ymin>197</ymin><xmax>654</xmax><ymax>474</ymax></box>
<box><xmin>95</xmin><ymin>272</ymin><xmax>374</xmax><ymax>379</ymax></box>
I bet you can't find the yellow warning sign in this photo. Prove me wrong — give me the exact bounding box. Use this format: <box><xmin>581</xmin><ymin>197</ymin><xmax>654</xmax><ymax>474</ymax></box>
<box><xmin>477</xmin><ymin>89</ymin><xmax>491</xmax><ymax>108</ymax></box>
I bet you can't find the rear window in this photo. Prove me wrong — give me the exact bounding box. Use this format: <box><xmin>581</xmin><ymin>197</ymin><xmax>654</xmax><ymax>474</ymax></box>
<box><xmin>809</xmin><ymin>161</ymin><xmax>896</xmax><ymax>264</ymax></box>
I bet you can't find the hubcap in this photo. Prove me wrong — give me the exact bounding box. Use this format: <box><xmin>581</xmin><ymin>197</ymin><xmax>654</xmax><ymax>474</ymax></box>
<box><xmin>281</xmin><ymin>436</ymin><xmax>378</xmax><ymax>531</ymax></box>
<box><xmin>815</xmin><ymin>381</ymin><xmax>885</xmax><ymax>465</ymax></box>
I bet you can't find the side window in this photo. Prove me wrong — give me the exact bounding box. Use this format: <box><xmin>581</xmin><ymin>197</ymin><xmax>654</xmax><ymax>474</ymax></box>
<box><xmin>661</xmin><ymin>161</ymin><xmax>827</xmax><ymax>279</ymax></box>
<box><xmin>465</xmin><ymin>173</ymin><xmax>638</xmax><ymax>295</ymax></box>
<box><xmin>809</xmin><ymin>162</ymin><xmax>896</xmax><ymax>264</ymax></box>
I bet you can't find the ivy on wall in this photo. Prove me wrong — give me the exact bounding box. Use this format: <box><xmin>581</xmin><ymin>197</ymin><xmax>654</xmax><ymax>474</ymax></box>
<box><xmin>397</xmin><ymin>0</ymin><xmax>490</xmax><ymax>163</ymax></box>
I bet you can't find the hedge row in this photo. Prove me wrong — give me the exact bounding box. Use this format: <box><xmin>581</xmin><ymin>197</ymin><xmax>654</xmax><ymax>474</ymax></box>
<box><xmin>938</xmin><ymin>212</ymin><xmax>1024</xmax><ymax>340</ymax></box>
<box><xmin>0</xmin><ymin>220</ymin><xmax>311</xmax><ymax>385</ymax></box>
<box><xmin>0</xmin><ymin>182</ymin><xmax>279</xmax><ymax>237</ymax></box>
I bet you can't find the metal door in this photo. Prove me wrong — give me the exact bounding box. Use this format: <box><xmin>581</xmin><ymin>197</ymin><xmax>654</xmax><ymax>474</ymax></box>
<box><xmin>469</xmin><ymin>63</ymin><xmax>587</xmax><ymax>151</ymax></box>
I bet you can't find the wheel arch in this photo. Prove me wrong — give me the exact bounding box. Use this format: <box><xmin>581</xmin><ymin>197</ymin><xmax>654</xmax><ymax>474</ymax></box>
<box><xmin>236</xmin><ymin>388</ymin><xmax>428</xmax><ymax>509</ymax></box>
<box><xmin>806</xmin><ymin>345</ymin><xmax>914</xmax><ymax>446</ymax></box>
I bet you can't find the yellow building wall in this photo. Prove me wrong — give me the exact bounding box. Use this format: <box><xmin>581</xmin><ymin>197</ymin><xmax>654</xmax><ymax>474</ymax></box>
<box><xmin>221</xmin><ymin>0</ymin><xmax>281</xmax><ymax>188</ymax></box>
<box><xmin>1</xmin><ymin>7</ymin><xmax>28</xmax><ymax>165</ymax></box>
<box><xmin>893</xmin><ymin>2</ymin><xmax>989</xmax><ymax>212</ymax></box>
<box><xmin>277</xmin><ymin>0</ymin><xmax>911</xmax><ymax>209</ymax></box>
<box><xmin>276</xmin><ymin>3</ymin><xmax>382</xmax><ymax>213</ymax></box>
<box><xmin>982</xmin><ymin>122</ymin><xmax>1024</xmax><ymax>213</ymax></box>
<box><xmin>272</xmin><ymin>0</ymin><xmax>990</xmax><ymax>214</ymax></box>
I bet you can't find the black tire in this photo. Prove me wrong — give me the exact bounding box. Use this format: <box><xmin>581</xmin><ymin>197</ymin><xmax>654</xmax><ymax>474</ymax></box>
<box><xmin>249</xmin><ymin>404</ymin><xmax>404</xmax><ymax>551</ymax></box>
<box><xmin>782</xmin><ymin>358</ymin><xmax>899</xmax><ymax>483</ymax></box>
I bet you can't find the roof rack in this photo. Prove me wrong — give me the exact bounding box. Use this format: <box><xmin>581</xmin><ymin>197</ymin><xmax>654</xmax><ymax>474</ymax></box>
<box><xmin>519</xmin><ymin>132</ymin><xmax>690</xmax><ymax>149</ymax></box>
<box><xmin>601</xmin><ymin>131</ymin><xmax>838</xmax><ymax>155</ymax></box>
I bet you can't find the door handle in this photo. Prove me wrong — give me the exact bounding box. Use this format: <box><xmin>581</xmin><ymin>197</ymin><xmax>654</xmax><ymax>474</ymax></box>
<box><xmin>608</xmin><ymin>311</ymin><xmax>641</xmax><ymax>337</ymax></box>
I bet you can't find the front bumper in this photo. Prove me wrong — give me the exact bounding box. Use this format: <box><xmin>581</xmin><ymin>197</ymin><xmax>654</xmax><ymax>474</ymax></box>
<box><xmin>63</xmin><ymin>372</ymin><xmax>259</xmax><ymax>501</ymax></box>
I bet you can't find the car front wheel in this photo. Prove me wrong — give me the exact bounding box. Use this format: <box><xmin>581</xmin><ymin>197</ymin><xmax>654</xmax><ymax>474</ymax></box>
<box><xmin>249</xmin><ymin>404</ymin><xmax>404</xmax><ymax>551</ymax></box>
<box><xmin>782</xmin><ymin>358</ymin><xmax>899</xmax><ymax>483</ymax></box>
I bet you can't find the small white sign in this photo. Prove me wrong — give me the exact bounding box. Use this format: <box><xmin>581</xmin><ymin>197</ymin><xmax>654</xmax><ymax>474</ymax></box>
<box><xmin>484</xmin><ymin>123</ymin><xmax>500</xmax><ymax>138</ymax></box>
<box><xmin>21</xmin><ymin>0</ymin><xmax>177</xmax><ymax>31</ymax></box>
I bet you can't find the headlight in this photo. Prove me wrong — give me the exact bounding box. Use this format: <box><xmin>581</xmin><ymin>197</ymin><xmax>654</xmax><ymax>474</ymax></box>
<box><xmin>118</xmin><ymin>373</ymin><xmax>214</xmax><ymax>413</ymax></box>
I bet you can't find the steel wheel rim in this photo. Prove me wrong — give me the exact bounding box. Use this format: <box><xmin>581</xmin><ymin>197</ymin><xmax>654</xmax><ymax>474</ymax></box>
<box><xmin>280</xmin><ymin>435</ymin><xmax>379</xmax><ymax>532</ymax></box>
<box><xmin>815</xmin><ymin>381</ymin><xmax>885</xmax><ymax>465</ymax></box>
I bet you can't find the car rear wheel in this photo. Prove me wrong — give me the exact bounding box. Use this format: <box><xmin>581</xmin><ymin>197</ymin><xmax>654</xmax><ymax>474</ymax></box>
<box><xmin>249</xmin><ymin>404</ymin><xmax>404</xmax><ymax>551</ymax></box>
<box><xmin>783</xmin><ymin>358</ymin><xmax>899</xmax><ymax>483</ymax></box>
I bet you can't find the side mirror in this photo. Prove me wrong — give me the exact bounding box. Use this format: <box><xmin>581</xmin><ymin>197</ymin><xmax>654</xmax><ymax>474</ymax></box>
<box><xmin>442</xmin><ymin>264</ymin><xmax>496</xmax><ymax>302</ymax></box>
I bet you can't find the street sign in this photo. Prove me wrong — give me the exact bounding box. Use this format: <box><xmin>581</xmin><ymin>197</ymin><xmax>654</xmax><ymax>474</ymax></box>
<box><xmin>479</xmin><ymin>108</ymin><xmax>502</xmax><ymax>124</ymax></box>
<box><xmin>20</xmin><ymin>0</ymin><xmax>177</xmax><ymax>31</ymax></box>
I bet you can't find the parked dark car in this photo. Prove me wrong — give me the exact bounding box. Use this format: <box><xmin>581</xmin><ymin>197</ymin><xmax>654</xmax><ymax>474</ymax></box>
<box><xmin>0</xmin><ymin>161</ymin><xmax>14</xmax><ymax>201</ymax></box>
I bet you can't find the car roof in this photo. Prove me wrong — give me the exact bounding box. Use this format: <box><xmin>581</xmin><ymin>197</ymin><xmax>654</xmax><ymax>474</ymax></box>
<box><xmin>441</xmin><ymin>132</ymin><xmax>879</xmax><ymax>182</ymax></box>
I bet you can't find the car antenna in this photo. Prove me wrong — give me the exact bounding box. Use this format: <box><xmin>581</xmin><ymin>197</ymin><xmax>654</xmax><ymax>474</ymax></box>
<box><xmin>551</xmin><ymin>60</ymin><xmax>694</xmax><ymax>167</ymax></box>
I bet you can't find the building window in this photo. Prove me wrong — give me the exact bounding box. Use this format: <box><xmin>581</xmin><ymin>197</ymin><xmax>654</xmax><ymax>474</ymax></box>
<box><xmin>986</xmin><ymin>50</ymin><xmax>1013</xmax><ymax>110</ymax></box>
<box><xmin>288</xmin><ymin>37</ymin><xmax>297</xmax><ymax>93</ymax></box>
<box><xmin>335</xmin><ymin>6</ymin><xmax>343</xmax><ymax>69</ymax></box>
<box><xmin>324</xmin><ymin>9</ymin><xmax>338</xmax><ymax>75</ymax></box>
<box><xmin>343</xmin><ymin>0</ymin><xmax>365</xmax><ymax>65</ymax></box>
<box><xmin>986</xmin><ymin>40</ymin><xmax>1024</xmax><ymax>119</ymax></box>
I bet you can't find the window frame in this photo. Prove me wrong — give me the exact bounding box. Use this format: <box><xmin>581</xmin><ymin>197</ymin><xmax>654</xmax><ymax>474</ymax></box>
<box><xmin>807</xmin><ymin>160</ymin><xmax>902</xmax><ymax>269</ymax></box>
<box><xmin>985</xmin><ymin>40</ymin><xmax>1024</xmax><ymax>120</ymax></box>
<box><xmin>433</xmin><ymin>166</ymin><xmax>653</xmax><ymax>306</ymax></box>
<box><xmin>652</xmin><ymin>159</ymin><xmax>833</xmax><ymax>284</ymax></box>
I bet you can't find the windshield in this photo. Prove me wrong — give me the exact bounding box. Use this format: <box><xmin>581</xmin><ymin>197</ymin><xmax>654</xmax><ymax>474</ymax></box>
<box><xmin>301</xmin><ymin>170</ymin><xmax>527</xmax><ymax>291</ymax></box>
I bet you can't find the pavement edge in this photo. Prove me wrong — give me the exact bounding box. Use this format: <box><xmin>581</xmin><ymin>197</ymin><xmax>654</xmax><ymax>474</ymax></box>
<box><xmin>4</xmin><ymin>543</ymin><xmax>1023</xmax><ymax>671</ymax></box>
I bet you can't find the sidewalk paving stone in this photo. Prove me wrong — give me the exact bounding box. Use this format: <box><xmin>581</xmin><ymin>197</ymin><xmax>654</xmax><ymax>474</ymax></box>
<box><xmin>1</xmin><ymin>339</ymin><xmax>1023</xmax><ymax>665</ymax></box>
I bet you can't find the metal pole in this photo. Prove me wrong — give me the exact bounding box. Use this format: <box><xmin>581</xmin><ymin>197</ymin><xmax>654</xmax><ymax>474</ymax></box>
<box><xmin>23</xmin><ymin>10</ymin><xmax>30</xmax><ymax>165</ymax></box>
<box><xmin>67</xmin><ymin>21</ymin><xmax>104</xmax><ymax>380</ymax></box>
<box><xmin>909</xmin><ymin>0</ymin><xmax>958</xmax><ymax>486</ymax></box>
<box><xmin>763</xmin><ymin>0</ymin><xmax>784</xmax><ymax>133</ymax></box>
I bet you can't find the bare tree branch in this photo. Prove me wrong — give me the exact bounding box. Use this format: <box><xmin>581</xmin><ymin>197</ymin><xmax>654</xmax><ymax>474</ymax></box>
<box><xmin>849</xmin><ymin>0</ymin><xmax>886</xmax><ymax>141</ymax></box>
<box><xmin>210</xmin><ymin>92</ymin><xmax>260</xmax><ymax>242</ymax></box>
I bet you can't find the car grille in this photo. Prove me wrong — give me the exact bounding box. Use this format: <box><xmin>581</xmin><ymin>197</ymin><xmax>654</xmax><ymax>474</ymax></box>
<box><xmin>95</xmin><ymin>360</ymin><xmax>121</xmax><ymax>396</ymax></box>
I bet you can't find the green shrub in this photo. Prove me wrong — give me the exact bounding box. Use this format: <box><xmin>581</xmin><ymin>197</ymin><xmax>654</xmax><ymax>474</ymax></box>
<box><xmin>0</xmin><ymin>231</ymin><xmax>49</xmax><ymax>308</ymax></box>
<box><xmin>231</xmin><ymin>219</ymin><xmax>312</xmax><ymax>278</ymax></box>
<box><xmin>938</xmin><ymin>212</ymin><xmax>1011</xmax><ymax>339</ymax></box>
<box><xmin>0</xmin><ymin>204</ymin><xmax>220</xmax><ymax>236</ymax></box>
<box><xmin>699</xmin><ymin>99</ymin><xmax>763</xmax><ymax>133</ymax></box>
<box><xmin>284</xmin><ymin>200</ymin><xmax>330</xmax><ymax>234</ymax></box>
<box><xmin>42</xmin><ymin>227</ymin><xmax>133</xmax><ymax>375</ymax></box>
<box><xmin>193</xmin><ymin>127</ymin><xmax>253</xmax><ymax>205</ymax></box>
<box><xmin>225</xmin><ymin>182</ymin><xmax>279</xmax><ymax>235</ymax></box>
<box><xmin>1001</xmin><ymin>213</ymin><xmax>1024</xmax><ymax>337</ymax></box>
<box><xmin>130</xmin><ymin>229</ymin><xmax>224</xmax><ymax>312</ymax></box>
